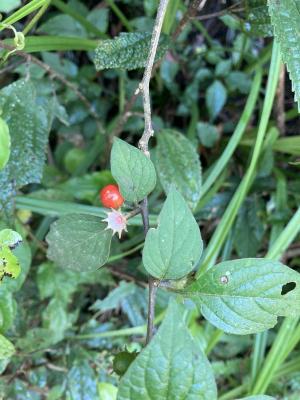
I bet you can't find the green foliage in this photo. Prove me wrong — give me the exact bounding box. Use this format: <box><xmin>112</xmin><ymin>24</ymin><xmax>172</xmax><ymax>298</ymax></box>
<box><xmin>143</xmin><ymin>187</ymin><xmax>202</xmax><ymax>279</ymax></box>
<box><xmin>0</xmin><ymin>246</ymin><xmax>20</xmax><ymax>282</ymax></box>
<box><xmin>117</xmin><ymin>300</ymin><xmax>217</xmax><ymax>400</ymax></box>
<box><xmin>206</xmin><ymin>80</ymin><xmax>227</xmax><ymax>121</ymax></box>
<box><xmin>94</xmin><ymin>32</ymin><xmax>169</xmax><ymax>70</ymax></box>
<box><xmin>268</xmin><ymin>0</ymin><xmax>300</xmax><ymax>110</ymax></box>
<box><xmin>111</xmin><ymin>138</ymin><xmax>157</xmax><ymax>203</ymax></box>
<box><xmin>0</xmin><ymin>79</ymin><xmax>51</xmax><ymax>214</ymax></box>
<box><xmin>156</xmin><ymin>129</ymin><xmax>202</xmax><ymax>210</ymax></box>
<box><xmin>0</xmin><ymin>118</ymin><xmax>10</xmax><ymax>171</ymax></box>
<box><xmin>46</xmin><ymin>214</ymin><xmax>113</xmax><ymax>271</ymax></box>
<box><xmin>0</xmin><ymin>334</ymin><xmax>15</xmax><ymax>359</ymax></box>
<box><xmin>182</xmin><ymin>259</ymin><xmax>300</xmax><ymax>334</ymax></box>
<box><xmin>245</xmin><ymin>0</ymin><xmax>273</xmax><ymax>37</ymax></box>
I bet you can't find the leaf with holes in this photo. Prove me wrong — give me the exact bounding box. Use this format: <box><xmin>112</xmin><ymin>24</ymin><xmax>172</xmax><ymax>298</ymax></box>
<box><xmin>46</xmin><ymin>214</ymin><xmax>113</xmax><ymax>272</ymax></box>
<box><xmin>111</xmin><ymin>138</ymin><xmax>156</xmax><ymax>204</ymax></box>
<box><xmin>156</xmin><ymin>129</ymin><xmax>202</xmax><ymax>210</ymax></box>
<box><xmin>268</xmin><ymin>0</ymin><xmax>300</xmax><ymax>111</ymax></box>
<box><xmin>180</xmin><ymin>258</ymin><xmax>300</xmax><ymax>335</ymax></box>
<box><xmin>142</xmin><ymin>187</ymin><xmax>203</xmax><ymax>280</ymax></box>
<box><xmin>94</xmin><ymin>31</ymin><xmax>169</xmax><ymax>70</ymax></box>
<box><xmin>0</xmin><ymin>246</ymin><xmax>21</xmax><ymax>283</ymax></box>
<box><xmin>117</xmin><ymin>299</ymin><xmax>217</xmax><ymax>400</ymax></box>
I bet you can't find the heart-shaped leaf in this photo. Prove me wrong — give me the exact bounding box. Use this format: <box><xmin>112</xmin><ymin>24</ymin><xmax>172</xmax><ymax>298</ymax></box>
<box><xmin>46</xmin><ymin>214</ymin><xmax>112</xmax><ymax>272</ymax></box>
<box><xmin>117</xmin><ymin>300</ymin><xmax>217</xmax><ymax>400</ymax></box>
<box><xmin>181</xmin><ymin>258</ymin><xmax>300</xmax><ymax>334</ymax></box>
<box><xmin>111</xmin><ymin>138</ymin><xmax>156</xmax><ymax>204</ymax></box>
<box><xmin>143</xmin><ymin>187</ymin><xmax>203</xmax><ymax>279</ymax></box>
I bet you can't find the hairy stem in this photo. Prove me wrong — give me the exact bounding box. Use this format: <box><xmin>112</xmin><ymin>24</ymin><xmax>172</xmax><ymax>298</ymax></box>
<box><xmin>137</xmin><ymin>0</ymin><xmax>170</xmax><ymax>344</ymax></box>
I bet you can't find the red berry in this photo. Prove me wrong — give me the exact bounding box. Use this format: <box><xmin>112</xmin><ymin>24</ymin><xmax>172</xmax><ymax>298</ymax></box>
<box><xmin>100</xmin><ymin>184</ymin><xmax>124</xmax><ymax>209</ymax></box>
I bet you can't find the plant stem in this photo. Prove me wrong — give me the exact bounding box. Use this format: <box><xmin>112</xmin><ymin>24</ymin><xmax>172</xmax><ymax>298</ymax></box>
<box><xmin>137</xmin><ymin>0</ymin><xmax>170</xmax><ymax>344</ymax></box>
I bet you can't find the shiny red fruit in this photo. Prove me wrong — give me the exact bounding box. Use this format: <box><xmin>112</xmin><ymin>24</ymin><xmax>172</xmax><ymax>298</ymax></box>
<box><xmin>100</xmin><ymin>184</ymin><xmax>124</xmax><ymax>209</ymax></box>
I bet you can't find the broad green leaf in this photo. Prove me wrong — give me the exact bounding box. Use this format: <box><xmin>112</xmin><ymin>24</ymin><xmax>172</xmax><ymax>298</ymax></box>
<box><xmin>197</xmin><ymin>122</ymin><xmax>219</xmax><ymax>148</ymax></box>
<box><xmin>0</xmin><ymin>118</ymin><xmax>10</xmax><ymax>171</ymax></box>
<box><xmin>268</xmin><ymin>0</ymin><xmax>300</xmax><ymax>111</ymax></box>
<box><xmin>143</xmin><ymin>187</ymin><xmax>203</xmax><ymax>279</ymax></box>
<box><xmin>38</xmin><ymin>15</ymin><xmax>87</xmax><ymax>37</ymax></box>
<box><xmin>0</xmin><ymin>0</ymin><xmax>20</xmax><ymax>13</ymax></box>
<box><xmin>0</xmin><ymin>79</ymin><xmax>50</xmax><ymax>214</ymax></box>
<box><xmin>66</xmin><ymin>359</ymin><xmax>97</xmax><ymax>399</ymax></box>
<box><xmin>206</xmin><ymin>80</ymin><xmax>227</xmax><ymax>121</ymax></box>
<box><xmin>98</xmin><ymin>382</ymin><xmax>117</xmax><ymax>400</ymax></box>
<box><xmin>46</xmin><ymin>214</ymin><xmax>113</xmax><ymax>272</ymax></box>
<box><xmin>94</xmin><ymin>31</ymin><xmax>169</xmax><ymax>70</ymax></box>
<box><xmin>0</xmin><ymin>246</ymin><xmax>21</xmax><ymax>282</ymax></box>
<box><xmin>0</xmin><ymin>290</ymin><xmax>16</xmax><ymax>332</ymax></box>
<box><xmin>90</xmin><ymin>281</ymin><xmax>136</xmax><ymax>313</ymax></box>
<box><xmin>111</xmin><ymin>138</ymin><xmax>157</xmax><ymax>203</ymax></box>
<box><xmin>0</xmin><ymin>334</ymin><xmax>15</xmax><ymax>360</ymax></box>
<box><xmin>156</xmin><ymin>129</ymin><xmax>202</xmax><ymax>210</ymax></box>
<box><xmin>0</xmin><ymin>229</ymin><xmax>22</xmax><ymax>249</ymax></box>
<box><xmin>117</xmin><ymin>300</ymin><xmax>217</xmax><ymax>400</ymax></box>
<box><xmin>244</xmin><ymin>0</ymin><xmax>273</xmax><ymax>37</ymax></box>
<box><xmin>182</xmin><ymin>258</ymin><xmax>300</xmax><ymax>334</ymax></box>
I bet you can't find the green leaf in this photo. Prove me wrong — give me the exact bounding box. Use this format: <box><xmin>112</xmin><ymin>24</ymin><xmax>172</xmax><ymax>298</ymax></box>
<box><xmin>206</xmin><ymin>80</ymin><xmax>227</xmax><ymax>120</ymax></box>
<box><xmin>0</xmin><ymin>229</ymin><xmax>22</xmax><ymax>249</ymax></box>
<box><xmin>0</xmin><ymin>246</ymin><xmax>21</xmax><ymax>282</ymax></box>
<box><xmin>245</xmin><ymin>0</ymin><xmax>273</xmax><ymax>37</ymax></box>
<box><xmin>0</xmin><ymin>290</ymin><xmax>16</xmax><ymax>332</ymax></box>
<box><xmin>111</xmin><ymin>138</ymin><xmax>157</xmax><ymax>203</ymax></box>
<box><xmin>91</xmin><ymin>281</ymin><xmax>136</xmax><ymax>313</ymax></box>
<box><xmin>182</xmin><ymin>258</ymin><xmax>300</xmax><ymax>335</ymax></box>
<box><xmin>156</xmin><ymin>129</ymin><xmax>202</xmax><ymax>210</ymax></box>
<box><xmin>98</xmin><ymin>382</ymin><xmax>118</xmax><ymax>400</ymax></box>
<box><xmin>197</xmin><ymin>122</ymin><xmax>219</xmax><ymax>148</ymax></box>
<box><xmin>38</xmin><ymin>15</ymin><xmax>87</xmax><ymax>37</ymax></box>
<box><xmin>94</xmin><ymin>31</ymin><xmax>169</xmax><ymax>70</ymax></box>
<box><xmin>0</xmin><ymin>0</ymin><xmax>20</xmax><ymax>13</ymax></box>
<box><xmin>66</xmin><ymin>359</ymin><xmax>97</xmax><ymax>399</ymax></box>
<box><xmin>268</xmin><ymin>0</ymin><xmax>300</xmax><ymax>111</ymax></box>
<box><xmin>240</xmin><ymin>396</ymin><xmax>275</xmax><ymax>400</ymax></box>
<box><xmin>0</xmin><ymin>79</ymin><xmax>50</xmax><ymax>214</ymax></box>
<box><xmin>233</xmin><ymin>198</ymin><xmax>264</xmax><ymax>257</ymax></box>
<box><xmin>117</xmin><ymin>300</ymin><xmax>217</xmax><ymax>400</ymax></box>
<box><xmin>0</xmin><ymin>334</ymin><xmax>15</xmax><ymax>360</ymax></box>
<box><xmin>46</xmin><ymin>214</ymin><xmax>113</xmax><ymax>272</ymax></box>
<box><xmin>0</xmin><ymin>118</ymin><xmax>10</xmax><ymax>171</ymax></box>
<box><xmin>143</xmin><ymin>187</ymin><xmax>203</xmax><ymax>279</ymax></box>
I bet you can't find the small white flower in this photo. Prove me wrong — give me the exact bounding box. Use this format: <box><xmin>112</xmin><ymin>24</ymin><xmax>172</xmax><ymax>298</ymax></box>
<box><xmin>102</xmin><ymin>209</ymin><xmax>128</xmax><ymax>239</ymax></box>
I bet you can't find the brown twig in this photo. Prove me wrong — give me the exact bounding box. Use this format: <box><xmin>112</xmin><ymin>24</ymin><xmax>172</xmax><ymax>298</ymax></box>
<box><xmin>172</xmin><ymin>0</ymin><xmax>207</xmax><ymax>40</ymax></box>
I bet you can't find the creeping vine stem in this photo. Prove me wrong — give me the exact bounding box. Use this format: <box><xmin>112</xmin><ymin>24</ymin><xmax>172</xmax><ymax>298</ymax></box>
<box><xmin>137</xmin><ymin>0</ymin><xmax>170</xmax><ymax>344</ymax></box>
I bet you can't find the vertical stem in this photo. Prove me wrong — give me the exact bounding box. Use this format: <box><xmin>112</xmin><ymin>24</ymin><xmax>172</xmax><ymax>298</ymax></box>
<box><xmin>137</xmin><ymin>0</ymin><xmax>170</xmax><ymax>344</ymax></box>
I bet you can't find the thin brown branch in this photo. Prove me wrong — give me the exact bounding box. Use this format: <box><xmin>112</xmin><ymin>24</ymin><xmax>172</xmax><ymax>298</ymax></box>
<box><xmin>136</xmin><ymin>0</ymin><xmax>169</xmax><ymax>344</ymax></box>
<box><xmin>275</xmin><ymin>63</ymin><xmax>286</xmax><ymax>135</ymax></box>
<box><xmin>172</xmin><ymin>0</ymin><xmax>207</xmax><ymax>40</ymax></box>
